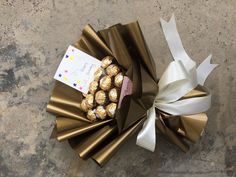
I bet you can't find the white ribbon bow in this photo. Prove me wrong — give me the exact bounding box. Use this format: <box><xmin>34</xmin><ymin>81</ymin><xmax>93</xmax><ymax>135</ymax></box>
<box><xmin>136</xmin><ymin>15</ymin><xmax>218</xmax><ymax>152</ymax></box>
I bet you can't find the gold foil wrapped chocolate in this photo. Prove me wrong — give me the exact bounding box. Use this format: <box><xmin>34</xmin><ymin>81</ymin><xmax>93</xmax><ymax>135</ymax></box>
<box><xmin>106</xmin><ymin>64</ymin><xmax>120</xmax><ymax>76</ymax></box>
<box><xmin>99</xmin><ymin>75</ymin><xmax>112</xmax><ymax>91</ymax></box>
<box><xmin>106</xmin><ymin>103</ymin><xmax>117</xmax><ymax>118</ymax></box>
<box><xmin>114</xmin><ymin>72</ymin><xmax>124</xmax><ymax>87</ymax></box>
<box><xmin>108</xmin><ymin>88</ymin><xmax>119</xmax><ymax>102</ymax></box>
<box><xmin>80</xmin><ymin>99</ymin><xmax>89</xmax><ymax>112</ymax></box>
<box><xmin>47</xmin><ymin>21</ymin><xmax>183</xmax><ymax>167</ymax></box>
<box><xmin>95</xmin><ymin>90</ymin><xmax>107</xmax><ymax>105</ymax></box>
<box><xmin>82</xmin><ymin>93</ymin><xmax>88</xmax><ymax>98</ymax></box>
<box><xmin>85</xmin><ymin>94</ymin><xmax>94</xmax><ymax>109</ymax></box>
<box><xmin>87</xmin><ymin>109</ymin><xmax>97</xmax><ymax>122</ymax></box>
<box><xmin>94</xmin><ymin>67</ymin><xmax>104</xmax><ymax>81</ymax></box>
<box><xmin>89</xmin><ymin>81</ymin><xmax>98</xmax><ymax>94</ymax></box>
<box><xmin>96</xmin><ymin>106</ymin><xmax>107</xmax><ymax>119</ymax></box>
<box><xmin>101</xmin><ymin>56</ymin><xmax>113</xmax><ymax>68</ymax></box>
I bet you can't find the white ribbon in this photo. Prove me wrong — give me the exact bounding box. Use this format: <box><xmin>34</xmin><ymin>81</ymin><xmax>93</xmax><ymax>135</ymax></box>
<box><xmin>136</xmin><ymin>106</ymin><xmax>156</xmax><ymax>151</ymax></box>
<box><xmin>136</xmin><ymin>15</ymin><xmax>218</xmax><ymax>151</ymax></box>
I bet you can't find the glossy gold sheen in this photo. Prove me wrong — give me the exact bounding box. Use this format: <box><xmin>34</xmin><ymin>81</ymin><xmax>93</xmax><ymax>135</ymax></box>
<box><xmin>108</xmin><ymin>88</ymin><xmax>119</xmax><ymax>102</ymax></box>
<box><xmin>56</xmin><ymin>117</ymin><xmax>87</xmax><ymax>132</ymax></box>
<box><xmin>76</xmin><ymin>125</ymin><xmax>117</xmax><ymax>159</ymax></box>
<box><xmin>89</xmin><ymin>81</ymin><xmax>98</xmax><ymax>94</ymax></box>
<box><xmin>106</xmin><ymin>64</ymin><xmax>120</xmax><ymax>76</ymax></box>
<box><xmin>57</xmin><ymin>119</ymin><xmax>113</xmax><ymax>141</ymax></box>
<box><xmin>93</xmin><ymin>67</ymin><xmax>104</xmax><ymax>81</ymax></box>
<box><xmin>47</xmin><ymin>21</ymin><xmax>209</xmax><ymax>166</ymax></box>
<box><xmin>99</xmin><ymin>75</ymin><xmax>112</xmax><ymax>91</ymax></box>
<box><xmin>106</xmin><ymin>103</ymin><xmax>117</xmax><ymax>118</ymax></box>
<box><xmin>101</xmin><ymin>56</ymin><xmax>113</xmax><ymax>68</ymax></box>
<box><xmin>95</xmin><ymin>90</ymin><xmax>106</xmax><ymax>105</ymax></box>
<box><xmin>114</xmin><ymin>72</ymin><xmax>124</xmax><ymax>87</ymax></box>
<box><xmin>95</xmin><ymin>105</ymin><xmax>107</xmax><ymax>119</ymax></box>
<box><xmin>86</xmin><ymin>110</ymin><xmax>97</xmax><ymax>122</ymax></box>
<box><xmin>80</xmin><ymin>99</ymin><xmax>89</xmax><ymax>112</ymax></box>
<box><xmin>85</xmin><ymin>94</ymin><xmax>94</xmax><ymax>108</ymax></box>
<box><xmin>92</xmin><ymin>118</ymin><xmax>145</xmax><ymax>166</ymax></box>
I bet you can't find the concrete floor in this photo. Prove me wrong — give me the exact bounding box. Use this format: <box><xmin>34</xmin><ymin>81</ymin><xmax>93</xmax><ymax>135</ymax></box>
<box><xmin>0</xmin><ymin>0</ymin><xmax>235</xmax><ymax>177</ymax></box>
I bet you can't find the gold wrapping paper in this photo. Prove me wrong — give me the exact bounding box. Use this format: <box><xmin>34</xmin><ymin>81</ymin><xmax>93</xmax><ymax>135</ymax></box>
<box><xmin>92</xmin><ymin>117</ymin><xmax>145</xmax><ymax>166</ymax></box>
<box><xmin>75</xmin><ymin>125</ymin><xmax>117</xmax><ymax>159</ymax></box>
<box><xmin>57</xmin><ymin>119</ymin><xmax>113</xmax><ymax>141</ymax></box>
<box><xmin>155</xmin><ymin>85</ymin><xmax>208</xmax><ymax>152</ymax></box>
<box><xmin>47</xmin><ymin>22</ymin><xmax>210</xmax><ymax>166</ymax></box>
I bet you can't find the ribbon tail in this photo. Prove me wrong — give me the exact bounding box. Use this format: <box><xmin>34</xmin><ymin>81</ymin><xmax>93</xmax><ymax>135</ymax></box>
<box><xmin>156</xmin><ymin>93</ymin><xmax>211</xmax><ymax>116</ymax></box>
<box><xmin>136</xmin><ymin>106</ymin><xmax>156</xmax><ymax>152</ymax></box>
<box><xmin>160</xmin><ymin>15</ymin><xmax>196</xmax><ymax>71</ymax></box>
<box><xmin>197</xmin><ymin>55</ymin><xmax>218</xmax><ymax>85</ymax></box>
<box><xmin>156</xmin><ymin>60</ymin><xmax>197</xmax><ymax>103</ymax></box>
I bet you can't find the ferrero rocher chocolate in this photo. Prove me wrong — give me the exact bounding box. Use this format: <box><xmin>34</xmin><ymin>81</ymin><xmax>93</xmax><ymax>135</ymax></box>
<box><xmin>80</xmin><ymin>99</ymin><xmax>89</xmax><ymax>112</ymax></box>
<box><xmin>99</xmin><ymin>75</ymin><xmax>112</xmax><ymax>91</ymax></box>
<box><xmin>89</xmin><ymin>81</ymin><xmax>98</xmax><ymax>94</ymax></box>
<box><xmin>106</xmin><ymin>103</ymin><xmax>117</xmax><ymax>118</ymax></box>
<box><xmin>114</xmin><ymin>72</ymin><xmax>124</xmax><ymax>87</ymax></box>
<box><xmin>95</xmin><ymin>90</ymin><xmax>106</xmax><ymax>105</ymax></box>
<box><xmin>101</xmin><ymin>56</ymin><xmax>113</xmax><ymax>68</ymax></box>
<box><xmin>94</xmin><ymin>67</ymin><xmax>104</xmax><ymax>81</ymax></box>
<box><xmin>87</xmin><ymin>110</ymin><xmax>97</xmax><ymax>122</ymax></box>
<box><xmin>96</xmin><ymin>106</ymin><xmax>107</xmax><ymax>119</ymax></box>
<box><xmin>106</xmin><ymin>64</ymin><xmax>120</xmax><ymax>76</ymax></box>
<box><xmin>82</xmin><ymin>93</ymin><xmax>88</xmax><ymax>98</ymax></box>
<box><xmin>109</xmin><ymin>88</ymin><xmax>119</xmax><ymax>102</ymax></box>
<box><xmin>85</xmin><ymin>94</ymin><xmax>94</xmax><ymax>109</ymax></box>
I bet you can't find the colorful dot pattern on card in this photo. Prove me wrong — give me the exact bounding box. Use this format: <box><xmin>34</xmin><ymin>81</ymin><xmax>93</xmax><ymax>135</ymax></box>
<box><xmin>69</xmin><ymin>56</ymin><xmax>74</xmax><ymax>60</ymax></box>
<box><xmin>53</xmin><ymin>45</ymin><xmax>102</xmax><ymax>94</ymax></box>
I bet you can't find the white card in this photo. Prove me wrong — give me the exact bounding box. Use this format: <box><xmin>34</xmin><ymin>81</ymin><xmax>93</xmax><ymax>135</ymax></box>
<box><xmin>54</xmin><ymin>45</ymin><xmax>101</xmax><ymax>94</ymax></box>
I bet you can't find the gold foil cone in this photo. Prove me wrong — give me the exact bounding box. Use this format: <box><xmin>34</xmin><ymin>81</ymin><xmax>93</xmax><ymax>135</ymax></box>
<box><xmin>57</xmin><ymin>119</ymin><xmax>113</xmax><ymax>141</ymax></box>
<box><xmin>74</xmin><ymin>125</ymin><xmax>117</xmax><ymax>159</ymax></box>
<box><xmin>92</xmin><ymin>118</ymin><xmax>145</xmax><ymax>166</ymax></box>
<box><xmin>49</xmin><ymin>81</ymin><xmax>83</xmax><ymax>108</ymax></box>
<box><xmin>156</xmin><ymin>114</ymin><xmax>189</xmax><ymax>152</ymax></box>
<box><xmin>102</xmin><ymin>26</ymin><xmax>132</xmax><ymax>70</ymax></box>
<box><xmin>156</xmin><ymin>96</ymin><xmax>208</xmax><ymax>152</ymax></box>
<box><xmin>126</xmin><ymin>22</ymin><xmax>157</xmax><ymax>81</ymax></box>
<box><xmin>80</xmin><ymin>24</ymin><xmax>113</xmax><ymax>57</ymax></box>
<box><xmin>155</xmin><ymin>84</ymin><xmax>209</xmax><ymax>152</ymax></box>
<box><xmin>56</xmin><ymin>117</ymin><xmax>87</xmax><ymax>133</ymax></box>
<box><xmin>179</xmin><ymin>113</ymin><xmax>208</xmax><ymax>142</ymax></box>
<box><xmin>47</xmin><ymin>102</ymin><xmax>89</xmax><ymax>122</ymax></box>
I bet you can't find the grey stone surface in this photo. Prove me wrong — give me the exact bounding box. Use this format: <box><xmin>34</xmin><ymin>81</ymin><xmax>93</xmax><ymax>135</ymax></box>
<box><xmin>0</xmin><ymin>0</ymin><xmax>235</xmax><ymax>176</ymax></box>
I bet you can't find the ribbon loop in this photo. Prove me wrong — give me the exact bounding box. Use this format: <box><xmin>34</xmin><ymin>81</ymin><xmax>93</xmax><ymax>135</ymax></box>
<box><xmin>156</xmin><ymin>60</ymin><xmax>197</xmax><ymax>103</ymax></box>
<box><xmin>156</xmin><ymin>93</ymin><xmax>211</xmax><ymax>115</ymax></box>
<box><xmin>136</xmin><ymin>106</ymin><xmax>156</xmax><ymax>152</ymax></box>
<box><xmin>136</xmin><ymin>15</ymin><xmax>218</xmax><ymax>151</ymax></box>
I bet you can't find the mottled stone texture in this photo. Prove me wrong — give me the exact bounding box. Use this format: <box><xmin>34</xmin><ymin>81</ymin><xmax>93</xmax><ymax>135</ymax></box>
<box><xmin>0</xmin><ymin>0</ymin><xmax>235</xmax><ymax>177</ymax></box>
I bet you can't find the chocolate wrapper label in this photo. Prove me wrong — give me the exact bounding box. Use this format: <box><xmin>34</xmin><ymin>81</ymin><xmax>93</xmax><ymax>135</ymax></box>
<box><xmin>118</xmin><ymin>76</ymin><xmax>133</xmax><ymax>108</ymax></box>
<box><xmin>54</xmin><ymin>45</ymin><xmax>101</xmax><ymax>94</ymax></box>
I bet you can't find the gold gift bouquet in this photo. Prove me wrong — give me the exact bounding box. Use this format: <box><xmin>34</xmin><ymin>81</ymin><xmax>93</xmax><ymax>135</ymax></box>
<box><xmin>47</xmin><ymin>15</ymin><xmax>217</xmax><ymax>166</ymax></box>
